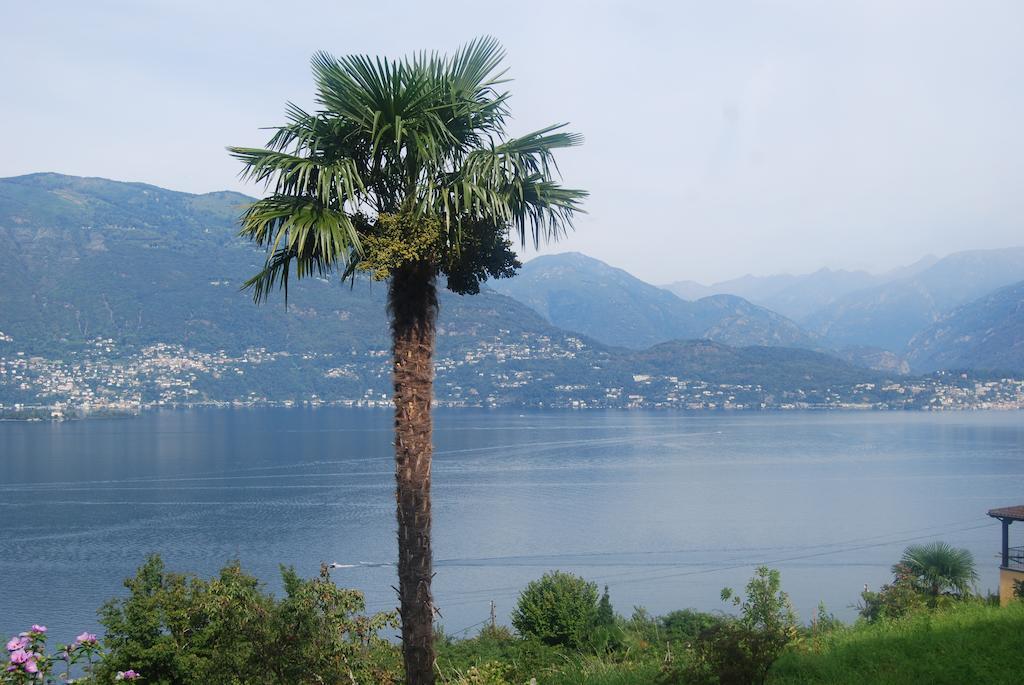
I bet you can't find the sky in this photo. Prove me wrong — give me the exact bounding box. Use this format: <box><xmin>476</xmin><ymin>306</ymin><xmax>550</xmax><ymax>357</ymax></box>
<box><xmin>3</xmin><ymin>0</ymin><xmax>1023</xmax><ymax>284</ymax></box>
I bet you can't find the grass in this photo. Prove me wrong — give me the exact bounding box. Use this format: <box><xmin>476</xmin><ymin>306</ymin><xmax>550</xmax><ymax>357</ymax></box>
<box><xmin>770</xmin><ymin>601</ymin><xmax>1024</xmax><ymax>685</ymax></box>
<box><xmin>438</xmin><ymin>654</ymin><xmax>661</xmax><ymax>685</ymax></box>
<box><xmin>540</xmin><ymin>657</ymin><xmax>663</xmax><ymax>685</ymax></box>
<box><xmin>435</xmin><ymin>625</ymin><xmax>665</xmax><ymax>684</ymax></box>
<box><xmin>436</xmin><ymin>598</ymin><xmax>1024</xmax><ymax>684</ymax></box>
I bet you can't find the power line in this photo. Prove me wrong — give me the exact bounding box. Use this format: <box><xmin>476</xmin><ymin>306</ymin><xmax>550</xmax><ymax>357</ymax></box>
<box><xmin>426</xmin><ymin>516</ymin><xmax>996</xmax><ymax>603</ymax></box>
<box><xmin>444</xmin><ymin>617</ymin><xmax>490</xmax><ymax>637</ymax></box>
<box><xmin>601</xmin><ymin>522</ymin><xmax>994</xmax><ymax>588</ymax></box>
<box><xmin>351</xmin><ymin>516</ymin><xmax>998</xmax><ymax>616</ymax></box>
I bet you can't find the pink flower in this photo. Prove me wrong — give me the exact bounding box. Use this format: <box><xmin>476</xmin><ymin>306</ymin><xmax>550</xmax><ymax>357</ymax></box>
<box><xmin>74</xmin><ymin>632</ymin><xmax>98</xmax><ymax>646</ymax></box>
<box><xmin>6</xmin><ymin>636</ymin><xmax>28</xmax><ymax>652</ymax></box>
<box><xmin>30</xmin><ymin>625</ymin><xmax>46</xmax><ymax>634</ymax></box>
<box><xmin>116</xmin><ymin>669</ymin><xmax>141</xmax><ymax>680</ymax></box>
<box><xmin>24</xmin><ymin>657</ymin><xmax>38</xmax><ymax>674</ymax></box>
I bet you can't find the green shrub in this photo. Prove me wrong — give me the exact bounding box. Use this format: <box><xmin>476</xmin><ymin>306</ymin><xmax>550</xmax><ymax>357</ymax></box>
<box><xmin>659</xmin><ymin>609</ymin><xmax>726</xmax><ymax>645</ymax></box>
<box><xmin>858</xmin><ymin>563</ymin><xmax>929</xmax><ymax>622</ymax></box>
<box><xmin>897</xmin><ymin>541</ymin><xmax>977</xmax><ymax>597</ymax></box>
<box><xmin>511</xmin><ymin>571</ymin><xmax>600</xmax><ymax>648</ymax></box>
<box><xmin>436</xmin><ymin>625</ymin><xmax>565</xmax><ymax>684</ymax></box>
<box><xmin>588</xmin><ymin>585</ymin><xmax>626</xmax><ymax>653</ymax></box>
<box><xmin>96</xmin><ymin>555</ymin><xmax>400</xmax><ymax>684</ymax></box>
<box><xmin>446</xmin><ymin>660</ymin><xmax>514</xmax><ymax>685</ymax></box>
<box><xmin>664</xmin><ymin>567</ymin><xmax>798</xmax><ymax>685</ymax></box>
<box><xmin>596</xmin><ymin>585</ymin><xmax>615</xmax><ymax>628</ymax></box>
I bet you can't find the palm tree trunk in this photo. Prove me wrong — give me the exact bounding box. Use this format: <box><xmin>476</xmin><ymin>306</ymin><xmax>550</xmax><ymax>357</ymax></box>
<box><xmin>389</xmin><ymin>263</ymin><xmax>438</xmax><ymax>685</ymax></box>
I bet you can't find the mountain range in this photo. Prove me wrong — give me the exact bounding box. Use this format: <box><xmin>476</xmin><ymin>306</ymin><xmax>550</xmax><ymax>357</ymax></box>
<box><xmin>804</xmin><ymin>248</ymin><xmax>1024</xmax><ymax>351</ymax></box>
<box><xmin>0</xmin><ymin>173</ymin><xmax>1022</xmax><ymax>408</ymax></box>
<box><xmin>662</xmin><ymin>257</ymin><xmax>940</xmax><ymax>322</ymax></box>
<box><xmin>489</xmin><ymin>253</ymin><xmax>819</xmax><ymax>350</ymax></box>
<box><xmin>665</xmin><ymin>250</ymin><xmax>1024</xmax><ymax>358</ymax></box>
<box><xmin>496</xmin><ymin>250</ymin><xmax>1024</xmax><ymax>374</ymax></box>
<box><xmin>0</xmin><ymin>173</ymin><xmax>891</xmax><ymax>411</ymax></box>
<box><xmin>906</xmin><ymin>281</ymin><xmax>1024</xmax><ymax>373</ymax></box>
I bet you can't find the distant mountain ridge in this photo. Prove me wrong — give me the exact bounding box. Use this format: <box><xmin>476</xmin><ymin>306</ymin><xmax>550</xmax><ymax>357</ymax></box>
<box><xmin>662</xmin><ymin>256</ymin><xmax>945</xmax><ymax>324</ymax></box>
<box><xmin>490</xmin><ymin>252</ymin><xmax>820</xmax><ymax>350</ymax></box>
<box><xmin>803</xmin><ymin>247</ymin><xmax>1024</xmax><ymax>351</ymax></box>
<box><xmin>0</xmin><ymin>172</ymin><xmax>898</xmax><ymax>412</ymax></box>
<box><xmin>663</xmin><ymin>248</ymin><xmax>1024</xmax><ymax>357</ymax></box>
<box><xmin>664</xmin><ymin>268</ymin><xmax>882</xmax><ymax>322</ymax></box>
<box><xmin>0</xmin><ymin>172</ymin><xmax>1021</xmax><ymax>402</ymax></box>
<box><xmin>0</xmin><ymin>172</ymin><xmax>564</xmax><ymax>357</ymax></box>
<box><xmin>906</xmin><ymin>281</ymin><xmax>1024</xmax><ymax>374</ymax></box>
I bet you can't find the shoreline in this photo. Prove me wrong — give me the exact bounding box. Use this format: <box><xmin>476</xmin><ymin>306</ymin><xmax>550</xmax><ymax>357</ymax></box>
<box><xmin>2</xmin><ymin>399</ymin><xmax>1022</xmax><ymax>422</ymax></box>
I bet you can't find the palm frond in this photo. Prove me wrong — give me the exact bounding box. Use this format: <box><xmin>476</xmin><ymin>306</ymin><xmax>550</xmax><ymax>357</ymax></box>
<box><xmin>898</xmin><ymin>542</ymin><xmax>978</xmax><ymax>596</ymax></box>
<box><xmin>238</xmin><ymin>195</ymin><xmax>361</xmax><ymax>303</ymax></box>
<box><xmin>443</xmin><ymin>141</ymin><xmax>588</xmax><ymax>248</ymax></box>
<box><xmin>229</xmin><ymin>147</ymin><xmax>366</xmax><ymax>203</ymax></box>
<box><xmin>231</xmin><ymin>36</ymin><xmax>585</xmax><ymax>303</ymax></box>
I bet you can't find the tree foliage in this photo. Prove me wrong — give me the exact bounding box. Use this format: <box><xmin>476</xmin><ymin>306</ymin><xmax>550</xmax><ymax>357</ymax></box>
<box><xmin>510</xmin><ymin>571</ymin><xmax>600</xmax><ymax>648</ymax></box>
<box><xmin>858</xmin><ymin>563</ymin><xmax>929</xmax><ymax>622</ymax></box>
<box><xmin>667</xmin><ymin>566</ymin><xmax>799</xmax><ymax>685</ymax></box>
<box><xmin>859</xmin><ymin>542</ymin><xmax>978</xmax><ymax>622</ymax></box>
<box><xmin>229</xmin><ymin>36</ymin><xmax>586</xmax><ymax>302</ymax></box>
<box><xmin>96</xmin><ymin>555</ymin><xmax>400</xmax><ymax>684</ymax></box>
<box><xmin>897</xmin><ymin>541</ymin><xmax>978</xmax><ymax>597</ymax></box>
<box><xmin>658</xmin><ymin>609</ymin><xmax>726</xmax><ymax>645</ymax></box>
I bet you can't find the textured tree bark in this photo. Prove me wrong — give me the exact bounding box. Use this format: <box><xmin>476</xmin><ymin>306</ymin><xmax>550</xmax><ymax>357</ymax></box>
<box><xmin>389</xmin><ymin>263</ymin><xmax>438</xmax><ymax>685</ymax></box>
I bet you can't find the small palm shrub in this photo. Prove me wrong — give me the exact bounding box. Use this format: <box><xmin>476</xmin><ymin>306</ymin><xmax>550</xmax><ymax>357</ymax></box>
<box><xmin>898</xmin><ymin>541</ymin><xmax>978</xmax><ymax>597</ymax></box>
<box><xmin>860</xmin><ymin>541</ymin><xmax>979</xmax><ymax>622</ymax></box>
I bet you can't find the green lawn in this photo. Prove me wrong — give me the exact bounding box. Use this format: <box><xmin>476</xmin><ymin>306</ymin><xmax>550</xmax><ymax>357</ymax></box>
<box><xmin>439</xmin><ymin>602</ymin><xmax>1024</xmax><ymax>684</ymax></box>
<box><xmin>770</xmin><ymin>602</ymin><xmax>1024</xmax><ymax>685</ymax></box>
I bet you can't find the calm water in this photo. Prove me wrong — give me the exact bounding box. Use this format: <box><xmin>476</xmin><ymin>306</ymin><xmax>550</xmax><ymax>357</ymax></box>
<box><xmin>1</xmin><ymin>408</ymin><xmax>1022</xmax><ymax>645</ymax></box>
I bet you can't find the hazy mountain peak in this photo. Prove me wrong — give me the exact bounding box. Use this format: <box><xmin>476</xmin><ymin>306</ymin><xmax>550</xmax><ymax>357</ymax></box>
<box><xmin>494</xmin><ymin>252</ymin><xmax>818</xmax><ymax>350</ymax></box>
<box><xmin>805</xmin><ymin>247</ymin><xmax>1024</xmax><ymax>351</ymax></box>
<box><xmin>906</xmin><ymin>280</ymin><xmax>1024</xmax><ymax>373</ymax></box>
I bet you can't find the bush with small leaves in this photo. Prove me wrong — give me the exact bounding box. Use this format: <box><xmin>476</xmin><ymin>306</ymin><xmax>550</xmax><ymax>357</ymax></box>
<box><xmin>451</xmin><ymin>661</ymin><xmax>513</xmax><ymax>685</ymax></box>
<box><xmin>858</xmin><ymin>563</ymin><xmax>928</xmax><ymax>622</ymax></box>
<box><xmin>96</xmin><ymin>555</ymin><xmax>400</xmax><ymax>684</ymax></box>
<box><xmin>511</xmin><ymin>571</ymin><xmax>600</xmax><ymax>648</ymax></box>
<box><xmin>664</xmin><ymin>567</ymin><xmax>798</xmax><ymax>685</ymax></box>
<box><xmin>659</xmin><ymin>609</ymin><xmax>725</xmax><ymax>646</ymax></box>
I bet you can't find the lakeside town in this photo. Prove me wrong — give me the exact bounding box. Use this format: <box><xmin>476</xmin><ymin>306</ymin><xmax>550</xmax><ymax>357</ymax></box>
<box><xmin>2</xmin><ymin>335</ymin><xmax>1023</xmax><ymax>420</ymax></box>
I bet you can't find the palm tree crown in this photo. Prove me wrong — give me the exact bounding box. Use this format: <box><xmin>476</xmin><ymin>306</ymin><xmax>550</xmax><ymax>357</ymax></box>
<box><xmin>897</xmin><ymin>541</ymin><xmax>978</xmax><ymax>597</ymax></box>
<box><xmin>229</xmin><ymin>36</ymin><xmax>586</xmax><ymax>299</ymax></box>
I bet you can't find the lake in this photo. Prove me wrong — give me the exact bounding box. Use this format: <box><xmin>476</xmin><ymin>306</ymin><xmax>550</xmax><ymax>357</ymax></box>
<box><xmin>1</xmin><ymin>408</ymin><xmax>1021</xmax><ymax>646</ymax></box>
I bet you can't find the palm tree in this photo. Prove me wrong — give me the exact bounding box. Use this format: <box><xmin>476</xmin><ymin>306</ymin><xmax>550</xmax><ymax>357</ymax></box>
<box><xmin>229</xmin><ymin>38</ymin><xmax>584</xmax><ymax>684</ymax></box>
<box><xmin>896</xmin><ymin>541</ymin><xmax>978</xmax><ymax>597</ymax></box>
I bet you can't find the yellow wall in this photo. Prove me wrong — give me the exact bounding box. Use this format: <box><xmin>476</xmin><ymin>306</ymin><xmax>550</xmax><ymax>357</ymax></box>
<box><xmin>998</xmin><ymin>568</ymin><xmax>1024</xmax><ymax>606</ymax></box>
